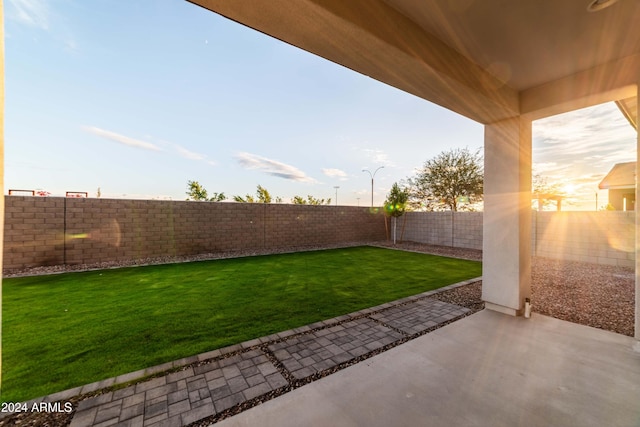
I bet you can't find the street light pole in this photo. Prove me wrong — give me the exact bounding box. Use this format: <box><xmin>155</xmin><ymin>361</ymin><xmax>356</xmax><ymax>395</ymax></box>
<box><xmin>362</xmin><ymin>166</ymin><xmax>384</xmax><ymax>207</ymax></box>
<box><xmin>334</xmin><ymin>186</ymin><xmax>340</xmax><ymax>206</ymax></box>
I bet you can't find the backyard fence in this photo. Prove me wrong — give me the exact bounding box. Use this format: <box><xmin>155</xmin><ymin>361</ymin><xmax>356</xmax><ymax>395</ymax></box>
<box><xmin>533</xmin><ymin>211</ymin><xmax>634</xmax><ymax>268</ymax></box>
<box><xmin>2</xmin><ymin>196</ymin><xmax>635</xmax><ymax>271</ymax></box>
<box><xmin>396</xmin><ymin>210</ymin><xmax>635</xmax><ymax>268</ymax></box>
<box><xmin>2</xmin><ymin>196</ymin><xmax>386</xmax><ymax>271</ymax></box>
<box><xmin>399</xmin><ymin>212</ymin><xmax>483</xmax><ymax>250</ymax></box>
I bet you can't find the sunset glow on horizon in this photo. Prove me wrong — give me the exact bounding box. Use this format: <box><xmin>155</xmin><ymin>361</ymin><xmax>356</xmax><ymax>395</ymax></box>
<box><xmin>533</xmin><ymin>102</ymin><xmax>636</xmax><ymax>211</ymax></box>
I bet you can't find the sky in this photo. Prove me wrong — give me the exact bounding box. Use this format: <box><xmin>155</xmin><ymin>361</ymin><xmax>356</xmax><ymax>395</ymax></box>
<box><xmin>4</xmin><ymin>0</ymin><xmax>637</xmax><ymax>209</ymax></box>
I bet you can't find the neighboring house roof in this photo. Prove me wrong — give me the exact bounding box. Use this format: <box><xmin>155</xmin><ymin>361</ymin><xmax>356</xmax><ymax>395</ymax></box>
<box><xmin>598</xmin><ymin>162</ymin><xmax>636</xmax><ymax>189</ymax></box>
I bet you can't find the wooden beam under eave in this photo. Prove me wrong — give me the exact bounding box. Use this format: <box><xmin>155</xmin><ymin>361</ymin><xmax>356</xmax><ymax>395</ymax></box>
<box><xmin>188</xmin><ymin>0</ymin><xmax>519</xmax><ymax>124</ymax></box>
<box><xmin>615</xmin><ymin>98</ymin><xmax>638</xmax><ymax>130</ymax></box>
<box><xmin>520</xmin><ymin>54</ymin><xmax>640</xmax><ymax>121</ymax></box>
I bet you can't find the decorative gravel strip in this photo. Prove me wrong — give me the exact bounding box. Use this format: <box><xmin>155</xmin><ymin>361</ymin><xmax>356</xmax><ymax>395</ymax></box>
<box><xmin>2</xmin><ymin>242</ymin><xmax>373</xmax><ymax>278</ymax></box>
<box><xmin>430</xmin><ymin>280</ymin><xmax>484</xmax><ymax>311</ymax></box>
<box><xmin>377</xmin><ymin>241</ymin><xmax>634</xmax><ymax>337</ymax></box>
<box><xmin>372</xmin><ymin>241</ymin><xmax>483</xmax><ymax>261</ymax></box>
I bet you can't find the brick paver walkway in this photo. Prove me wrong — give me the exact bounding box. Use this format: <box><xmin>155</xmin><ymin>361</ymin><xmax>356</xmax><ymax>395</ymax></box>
<box><xmin>14</xmin><ymin>279</ymin><xmax>478</xmax><ymax>427</ymax></box>
<box><xmin>269</xmin><ymin>317</ymin><xmax>405</xmax><ymax>381</ymax></box>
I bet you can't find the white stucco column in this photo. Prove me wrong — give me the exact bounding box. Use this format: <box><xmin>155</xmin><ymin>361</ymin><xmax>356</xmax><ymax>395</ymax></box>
<box><xmin>482</xmin><ymin>116</ymin><xmax>532</xmax><ymax>316</ymax></box>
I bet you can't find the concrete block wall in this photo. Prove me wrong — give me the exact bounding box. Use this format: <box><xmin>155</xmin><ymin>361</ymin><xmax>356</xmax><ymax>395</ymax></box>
<box><xmin>4</xmin><ymin>197</ymin><xmax>635</xmax><ymax>270</ymax></box>
<box><xmin>452</xmin><ymin>212</ymin><xmax>483</xmax><ymax>250</ymax></box>
<box><xmin>265</xmin><ymin>204</ymin><xmax>384</xmax><ymax>247</ymax></box>
<box><xmin>4</xmin><ymin>196</ymin><xmax>66</xmax><ymax>268</ymax></box>
<box><xmin>3</xmin><ymin>197</ymin><xmax>386</xmax><ymax>270</ymax></box>
<box><xmin>533</xmin><ymin>211</ymin><xmax>635</xmax><ymax>268</ymax></box>
<box><xmin>398</xmin><ymin>212</ymin><xmax>483</xmax><ymax>250</ymax></box>
<box><xmin>397</xmin><ymin>211</ymin><xmax>634</xmax><ymax>267</ymax></box>
<box><xmin>399</xmin><ymin>212</ymin><xmax>453</xmax><ymax>247</ymax></box>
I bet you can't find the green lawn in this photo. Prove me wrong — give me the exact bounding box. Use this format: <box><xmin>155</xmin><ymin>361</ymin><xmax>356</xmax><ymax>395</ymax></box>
<box><xmin>1</xmin><ymin>246</ymin><xmax>481</xmax><ymax>402</ymax></box>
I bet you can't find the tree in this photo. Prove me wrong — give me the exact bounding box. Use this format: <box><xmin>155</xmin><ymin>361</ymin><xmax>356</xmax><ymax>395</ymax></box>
<box><xmin>209</xmin><ymin>192</ymin><xmax>227</xmax><ymax>202</ymax></box>
<box><xmin>186</xmin><ymin>180</ymin><xmax>226</xmax><ymax>202</ymax></box>
<box><xmin>292</xmin><ymin>195</ymin><xmax>332</xmax><ymax>205</ymax></box>
<box><xmin>532</xmin><ymin>174</ymin><xmax>566</xmax><ymax>211</ymax></box>
<box><xmin>256</xmin><ymin>185</ymin><xmax>272</xmax><ymax>203</ymax></box>
<box><xmin>407</xmin><ymin>147</ymin><xmax>483</xmax><ymax>211</ymax></box>
<box><xmin>234</xmin><ymin>185</ymin><xmax>275</xmax><ymax>203</ymax></box>
<box><xmin>384</xmin><ymin>182</ymin><xmax>409</xmax><ymax>244</ymax></box>
<box><xmin>233</xmin><ymin>194</ymin><xmax>255</xmax><ymax>203</ymax></box>
<box><xmin>186</xmin><ymin>180</ymin><xmax>208</xmax><ymax>201</ymax></box>
<box><xmin>292</xmin><ymin>195</ymin><xmax>306</xmax><ymax>204</ymax></box>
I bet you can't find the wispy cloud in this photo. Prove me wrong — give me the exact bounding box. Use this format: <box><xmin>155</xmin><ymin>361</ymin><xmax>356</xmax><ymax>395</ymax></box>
<box><xmin>8</xmin><ymin>0</ymin><xmax>79</xmax><ymax>52</ymax></box>
<box><xmin>235</xmin><ymin>152</ymin><xmax>317</xmax><ymax>183</ymax></box>
<box><xmin>84</xmin><ymin>128</ymin><xmax>219</xmax><ymax>165</ymax></box>
<box><xmin>533</xmin><ymin>103</ymin><xmax>635</xmax><ymax>161</ymax></box>
<box><xmin>8</xmin><ymin>0</ymin><xmax>49</xmax><ymax>29</ymax></box>
<box><xmin>173</xmin><ymin>144</ymin><xmax>206</xmax><ymax>161</ymax></box>
<box><xmin>172</xmin><ymin>143</ymin><xmax>218</xmax><ymax>166</ymax></box>
<box><xmin>363</xmin><ymin>148</ymin><xmax>393</xmax><ymax>166</ymax></box>
<box><xmin>532</xmin><ymin>162</ymin><xmax>571</xmax><ymax>180</ymax></box>
<box><xmin>83</xmin><ymin>126</ymin><xmax>163</xmax><ymax>152</ymax></box>
<box><xmin>322</xmin><ymin>168</ymin><xmax>348</xmax><ymax>180</ymax></box>
<box><xmin>533</xmin><ymin>102</ymin><xmax>636</xmax><ymax>175</ymax></box>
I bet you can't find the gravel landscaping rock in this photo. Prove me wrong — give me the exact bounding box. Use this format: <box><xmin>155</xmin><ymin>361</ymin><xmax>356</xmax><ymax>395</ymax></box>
<box><xmin>532</xmin><ymin>257</ymin><xmax>634</xmax><ymax>337</ymax></box>
<box><xmin>382</xmin><ymin>241</ymin><xmax>635</xmax><ymax>337</ymax></box>
<box><xmin>2</xmin><ymin>242</ymin><xmax>372</xmax><ymax>278</ymax></box>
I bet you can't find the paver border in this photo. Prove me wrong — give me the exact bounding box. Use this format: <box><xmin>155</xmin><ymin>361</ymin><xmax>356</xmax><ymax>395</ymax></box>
<box><xmin>0</xmin><ymin>276</ymin><xmax>482</xmax><ymax>423</ymax></box>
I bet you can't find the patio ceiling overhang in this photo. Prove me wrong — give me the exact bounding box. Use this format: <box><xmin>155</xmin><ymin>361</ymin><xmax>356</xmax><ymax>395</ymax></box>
<box><xmin>188</xmin><ymin>0</ymin><xmax>640</xmax><ymax>124</ymax></box>
<box><xmin>616</xmin><ymin>97</ymin><xmax>638</xmax><ymax>130</ymax></box>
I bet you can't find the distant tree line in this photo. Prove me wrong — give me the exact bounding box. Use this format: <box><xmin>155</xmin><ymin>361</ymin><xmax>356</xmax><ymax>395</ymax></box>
<box><xmin>186</xmin><ymin>181</ymin><xmax>331</xmax><ymax>205</ymax></box>
<box><xmin>188</xmin><ymin>147</ymin><xmax>484</xmax><ymax>210</ymax></box>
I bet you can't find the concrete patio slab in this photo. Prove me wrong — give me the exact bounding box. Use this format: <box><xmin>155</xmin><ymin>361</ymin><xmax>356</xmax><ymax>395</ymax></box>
<box><xmin>214</xmin><ymin>310</ymin><xmax>640</xmax><ymax>427</ymax></box>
